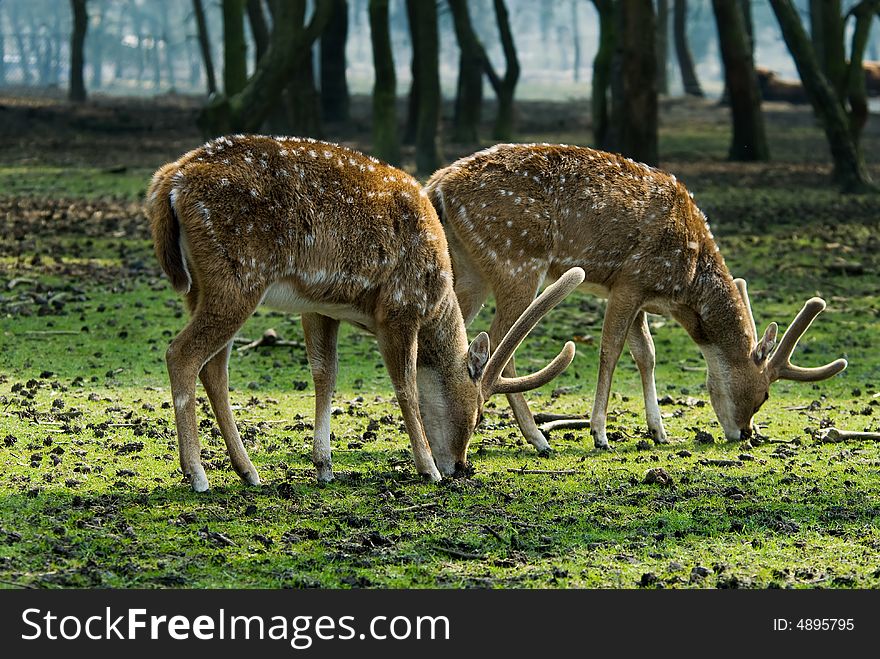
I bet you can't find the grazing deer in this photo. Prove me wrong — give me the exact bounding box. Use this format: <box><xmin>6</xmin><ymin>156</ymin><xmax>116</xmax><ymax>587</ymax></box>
<box><xmin>425</xmin><ymin>143</ymin><xmax>847</xmax><ymax>451</ymax></box>
<box><xmin>146</xmin><ymin>135</ymin><xmax>583</xmax><ymax>492</ymax></box>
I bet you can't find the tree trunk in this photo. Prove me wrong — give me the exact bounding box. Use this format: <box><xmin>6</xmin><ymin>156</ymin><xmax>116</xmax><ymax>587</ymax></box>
<box><xmin>614</xmin><ymin>0</ymin><xmax>658</xmax><ymax>165</ymax></box>
<box><xmin>572</xmin><ymin>0</ymin><xmax>582</xmax><ymax>82</ymax></box>
<box><xmin>369</xmin><ymin>0</ymin><xmax>400</xmax><ymax>165</ymax></box>
<box><xmin>89</xmin><ymin>7</ymin><xmax>104</xmax><ymax>90</ymax></box>
<box><xmin>160</xmin><ymin>9</ymin><xmax>176</xmax><ymax>91</ymax></box>
<box><xmin>448</xmin><ymin>0</ymin><xmax>484</xmax><ymax>144</ymax></box>
<box><xmin>769</xmin><ymin>0</ymin><xmax>874</xmax><ymax>192</ymax></box>
<box><xmin>810</xmin><ymin>0</ymin><xmax>846</xmax><ymax>99</ymax></box>
<box><xmin>284</xmin><ymin>0</ymin><xmax>323</xmax><ymax>136</ymax></box>
<box><xmin>320</xmin><ymin>0</ymin><xmax>350</xmax><ymax>123</ymax></box>
<box><xmin>223</xmin><ymin>0</ymin><xmax>248</xmax><ymax>96</ymax></box>
<box><xmin>404</xmin><ymin>0</ymin><xmax>420</xmax><ymax>145</ymax></box>
<box><xmin>484</xmin><ymin>0</ymin><xmax>520</xmax><ymax>140</ymax></box>
<box><xmin>712</xmin><ymin>0</ymin><xmax>768</xmax><ymax>161</ymax></box>
<box><xmin>410</xmin><ymin>0</ymin><xmax>441</xmax><ymax>174</ymax></box>
<box><xmin>192</xmin><ymin>0</ymin><xmax>218</xmax><ymax>95</ymax></box>
<box><xmin>656</xmin><ymin>0</ymin><xmax>669</xmax><ymax>94</ymax></box>
<box><xmin>740</xmin><ymin>0</ymin><xmax>753</xmax><ymax>55</ymax></box>
<box><xmin>844</xmin><ymin>1</ymin><xmax>879</xmax><ymax>145</ymax></box>
<box><xmin>673</xmin><ymin>0</ymin><xmax>703</xmax><ymax>96</ymax></box>
<box><xmin>592</xmin><ymin>0</ymin><xmax>616</xmax><ymax>149</ymax></box>
<box><xmin>246</xmin><ymin>0</ymin><xmax>270</xmax><ymax>66</ymax></box>
<box><xmin>198</xmin><ymin>0</ymin><xmax>334</xmax><ymax>136</ymax></box>
<box><xmin>0</xmin><ymin>13</ymin><xmax>5</xmax><ymax>85</ymax></box>
<box><xmin>69</xmin><ymin>0</ymin><xmax>88</xmax><ymax>102</ymax></box>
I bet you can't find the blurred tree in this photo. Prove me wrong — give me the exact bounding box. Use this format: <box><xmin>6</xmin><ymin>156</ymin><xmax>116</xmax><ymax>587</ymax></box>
<box><xmin>88</xmin><ymin>1</ymin><xmax>104</xmax><ymax>90</ymax></box>
<box><xmin>591</xmin><ymin>0</ymin><xmax>615</xmax><ymax>149</ymax></box>
<box><xmin>192</xmin><ymin>0</ymin><xmax>218</xmax><ymax>95</ymax></box>
<box><xmin>284</xmin><ymin>0</ymin><xmax>322</xmax><ymax>136</ymax></box>
<box><xmin>656</xmin><ymin>0</ymin><xmax>668</xmax><ymax>94</ymax></box>
<box><xmin>70</xmin><ymin>0</ymin><xmax>88</xmax><ymax>102</ymax></box>
<box><xmin>673</xmin><ymin>0</ymin><xmax>702</xmax><ymax>96</ymax></box>
<box><xmin>0</xmin><ymin>5</ymin><xmax>5</xmax><ymax>85</ymax></box>
<box><xmin>10</xmin><ymin>2</ymin><xmax>32</xmax><ymax>86</ymax></box>
<box><xmin>320</xmin><ymin>0</ymin><xmax>350</xmax><ymax>122</ymax></box>
<box><xmin>246</xmin><ymin>0</ymin><xmax>270</xmax><ymax>65</ymax></box>
<box><xmin>810</xmin><ymin>0</ymin><xmax>846</xmax><ymax>99</ymax></box>
<box><xmin>572</xmin><ymin>0</ymin><xmax>582</xmax><ymax>82</ymax></box>
<box><xmin>484</xmin><ymin>0</ymin><xmax>520</xmax><ymax>140</ymax></box>
<box><xmin>223</xmin><ymin>0</ymin><xmax>247</xmax><ymax>96</ymax></box>
<box><xmin>403</xmin><ymin>0</ymin><xmax>420</xmax><ymax>145</ymax></box>
<box><xmin>769</xmin><ymin>0</ymin><xmax>876</xmax><ymax>192</ymax></box>
<box><xmin>613</xmin><ymin>0</ymin><xmax>658</xmax><ymax>165</ymax></box>
<box><xmin>448</xmin><ymin>0</ymin><xmax>484</xmax><ymax>143</ymax></box>
<box><xmin>712</xmin><ymin>0</ymin><xmax>768</xmax><ymax>161</ymax></box>
<box><xmin>409</xmin><ymin>0</ymin><xmax>441</xmax><ymax>174</ymax></box>
<box><xmin>198</xmin><ymin>0</ymin><xmax>333</xmax><ymax>136</ymax></box>
<box><xmin>369</xmin><ymin>0</ymin><xmax>400</xmax><ymax>164</ymax></box>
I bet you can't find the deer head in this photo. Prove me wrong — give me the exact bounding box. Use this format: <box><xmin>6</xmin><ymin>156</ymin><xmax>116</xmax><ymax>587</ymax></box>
<box><xmin>706</xmin><ymin>278</ymin><xmax>848</xmax><ymax>441</ymax></box>
<box><xmin>418</xmin><ymin>268</ymin><xmax>583</xmax><ymax>475</ymax></box>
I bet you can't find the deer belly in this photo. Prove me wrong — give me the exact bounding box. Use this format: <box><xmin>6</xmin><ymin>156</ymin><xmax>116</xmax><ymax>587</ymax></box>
<box><xmin>261</xmin><ymin>281</ymin><xmax>374</xmax><ymax>329</ymax></box>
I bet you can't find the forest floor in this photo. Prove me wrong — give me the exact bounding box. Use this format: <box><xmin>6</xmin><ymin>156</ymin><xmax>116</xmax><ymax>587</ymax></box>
<box><xmin>0</xmin><ymin>91</ymin><xmax>878</xmax><ymax>588</ymax></box>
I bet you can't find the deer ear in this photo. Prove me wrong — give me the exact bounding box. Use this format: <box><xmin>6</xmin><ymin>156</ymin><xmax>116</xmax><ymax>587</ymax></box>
<box><xmin>467</xmin><ymin>332</ymin><xmax>491</xmax><ymax>381</ymax></box>
<box><xmin>753</xmin><ymin>322</ymin><xmax>778</xmax><ymax>366</ymax></box>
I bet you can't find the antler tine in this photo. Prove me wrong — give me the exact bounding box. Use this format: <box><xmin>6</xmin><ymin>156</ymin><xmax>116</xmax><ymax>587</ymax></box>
<box><xmin>482</xmin><ymin>267</ymin><xmax>585</xmax><ymax>395</ymax></box>
<box><xmin>492</xmin><ymin>341</ymin><xmax>576</xmax><ymax>394</ymax></box>
<box><xmin>733</xmin><ymin>278</ymin><xmax>757</xmax><ymax>341</ymax></box>
<box><xmin>769</xmin><ymin>297</ymin><xmax>848</xmax><ymax>382</ymax></box>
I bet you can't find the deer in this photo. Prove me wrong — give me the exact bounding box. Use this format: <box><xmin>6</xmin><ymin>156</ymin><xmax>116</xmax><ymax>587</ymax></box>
<box><xmin>425</xmin><ymin>143</ymin><xmax>847</xmax><ymax>452</ymax></box>
<box><xmin>145</xmin><ymin>135</ymin><xmax>584</xmax><ymax>492</ymax></box>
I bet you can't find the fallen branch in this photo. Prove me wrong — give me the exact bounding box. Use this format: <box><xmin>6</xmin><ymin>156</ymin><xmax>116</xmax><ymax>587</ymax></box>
<box><xmin>393</xmin><ymin>502</ymin><xmax>438</xmax><ymax>513</ymax></box>
<box><xmin>698</xmin><ymin>459</ymin><xmax>743</xmax><ymax>467</ymax></box>
<box><xmin>533</xmin><ymin>412</ymin><xmax>586</xmax><ymax>423</ymax></box>
<box><xmin>538</xmin><ymin>419</ymin><xmax>591</xmax><ymax>434</ymax></box>
<box><xmin>235</xmin><ymin>328</ymin><xmax>302</xmax><ymax>353</ymax></box>
<box><xmin>432</xmin><ymin>545</ymin><xmax>485</xmax><ymax>560</ymax></box>
<box><xmin>23</xmin><ymin>330</ymin><xmax>80</xmax><ymax>336</ymax></box>
<box><xmin>506</xmin><ymin>468</ymin><xmax>580</xmax><ymax>475</ymax></box>
<box><xmin>819</xmin><ymin>427</ymin><xmax>880</xmax><ymax>443</ymax></box>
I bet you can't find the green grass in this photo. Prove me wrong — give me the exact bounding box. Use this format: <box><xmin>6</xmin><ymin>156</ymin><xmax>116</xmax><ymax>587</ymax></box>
<box><xmin>1</xmin><ymin>112</ymin><xmax>879</xmax><ymax>589</ymax></box>
<box><xmin>0</xmin><ymin>166</ymin><xmax>151</xmax><ymax>200</ymax></box>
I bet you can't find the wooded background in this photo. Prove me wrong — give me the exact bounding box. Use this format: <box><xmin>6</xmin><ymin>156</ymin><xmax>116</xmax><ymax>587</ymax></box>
<box><xmin>2</xmin><ymin>0</ymin><xmax>880</xmax><ymax>188</ymax></box>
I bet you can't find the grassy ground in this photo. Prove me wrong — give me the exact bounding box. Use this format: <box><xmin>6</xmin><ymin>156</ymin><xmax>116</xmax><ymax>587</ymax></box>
<box><xmin>0</xmin><ymin>96</ymin><xmax>878</xmax><ymax>589</ymax></box>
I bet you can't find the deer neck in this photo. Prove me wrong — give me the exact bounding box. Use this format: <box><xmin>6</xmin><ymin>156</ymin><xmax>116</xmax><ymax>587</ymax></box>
<box><xmin>674</xmin><ymin>255</ymin><xmax>754</xmax><ymax>372</ymax></box>
<box><xmin>417</xmin><ymin>289</ymin><xmax>470</xmax><ymax>376</ymax></box>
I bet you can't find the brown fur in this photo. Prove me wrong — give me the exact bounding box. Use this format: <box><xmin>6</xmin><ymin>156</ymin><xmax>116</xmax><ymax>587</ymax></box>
<box><xmin>426</xmin><ymin>143</ymin><xmax>845</xmax><ymax>448</ymax></box>
<box><xmin>146</xmin><ymin>135</ymin><xmax>579</xmax><ymax>491</ymax></box>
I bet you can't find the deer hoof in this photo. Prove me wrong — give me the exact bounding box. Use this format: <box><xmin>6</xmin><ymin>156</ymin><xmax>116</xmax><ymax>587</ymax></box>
<box><xmin>421</xmin><ymin>469</ymin><xmax>442</xmax><ymax>483</ymax></box>
<box><xmin>537</xmin><ymin>446</ymin><xmax>553</xmax><ymax>458</ymax></box>
<box><xmin>316</xmin><ymin>464</ymin><xmax>334</xmax><ymax>484</ymax></box>
<box><xmin>188</xmin><ymin>469</ymin><xmax>210</xmax><ymax>493</ymax></box>
<box><xmin>652</xmin><ymin>433</ymin><xmax>669</xmax><ymax>445</ymax></box>
<box><xmin>239</xmin><ymin>469</ymin><xmax>261</xmax><ymax>486</ymax></box>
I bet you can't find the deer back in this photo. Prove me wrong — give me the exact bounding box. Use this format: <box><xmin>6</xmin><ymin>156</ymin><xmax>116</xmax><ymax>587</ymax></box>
<box><xmin>147</xmin><ymin>135</ymin><xmax>453</xmax><ymax>325</ymax></box>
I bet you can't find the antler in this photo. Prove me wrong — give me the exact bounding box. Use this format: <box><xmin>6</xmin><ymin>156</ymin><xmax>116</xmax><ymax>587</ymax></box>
<box><xmin>733</xmin><ymin>278</ymin><xmax>757</xmax><ymax>341</ymax></box>
<box><xmin>481</xmin><ymin>267</ymin><xmax>585</xmax><ymax>396</ymax></box>
<box><xmin>768</xmin><ymin>297</ymin><xmax>848</xmax><ymax>382</ymax></box>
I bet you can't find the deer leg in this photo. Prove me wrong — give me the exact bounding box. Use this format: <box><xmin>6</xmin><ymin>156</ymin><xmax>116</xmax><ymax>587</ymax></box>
<box><xmin>199</xmin><ymin>341</ymin><xmax>261</xmax><ymax>485</ymax></box>
<box><xmin>302</xmin><ymin>312</ymin><xmax>340</xmax><ymax>483</ymax></box>
<box><xmin>376</xmin><ymin>322</ymin><xmax>442</xmax><ymax>482</ymax></box>
<box><xmin>489</xmin><ymin>278</ymin><xmax>552</xmax><ymax>454</ymax></box>
<box><xmin>592</xmin><ymin>290</ymin><xmax>642</xmax><ymax>449</ymax></box>
<box><xmin>166</xmin><ymin>294</ymin><xmax>260</xmax><ymax>492</ymax></box>
<box><xmin>627</xmin><ymin>311</ymin><xmax>668</xmax><ymax>444</ymax></box>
